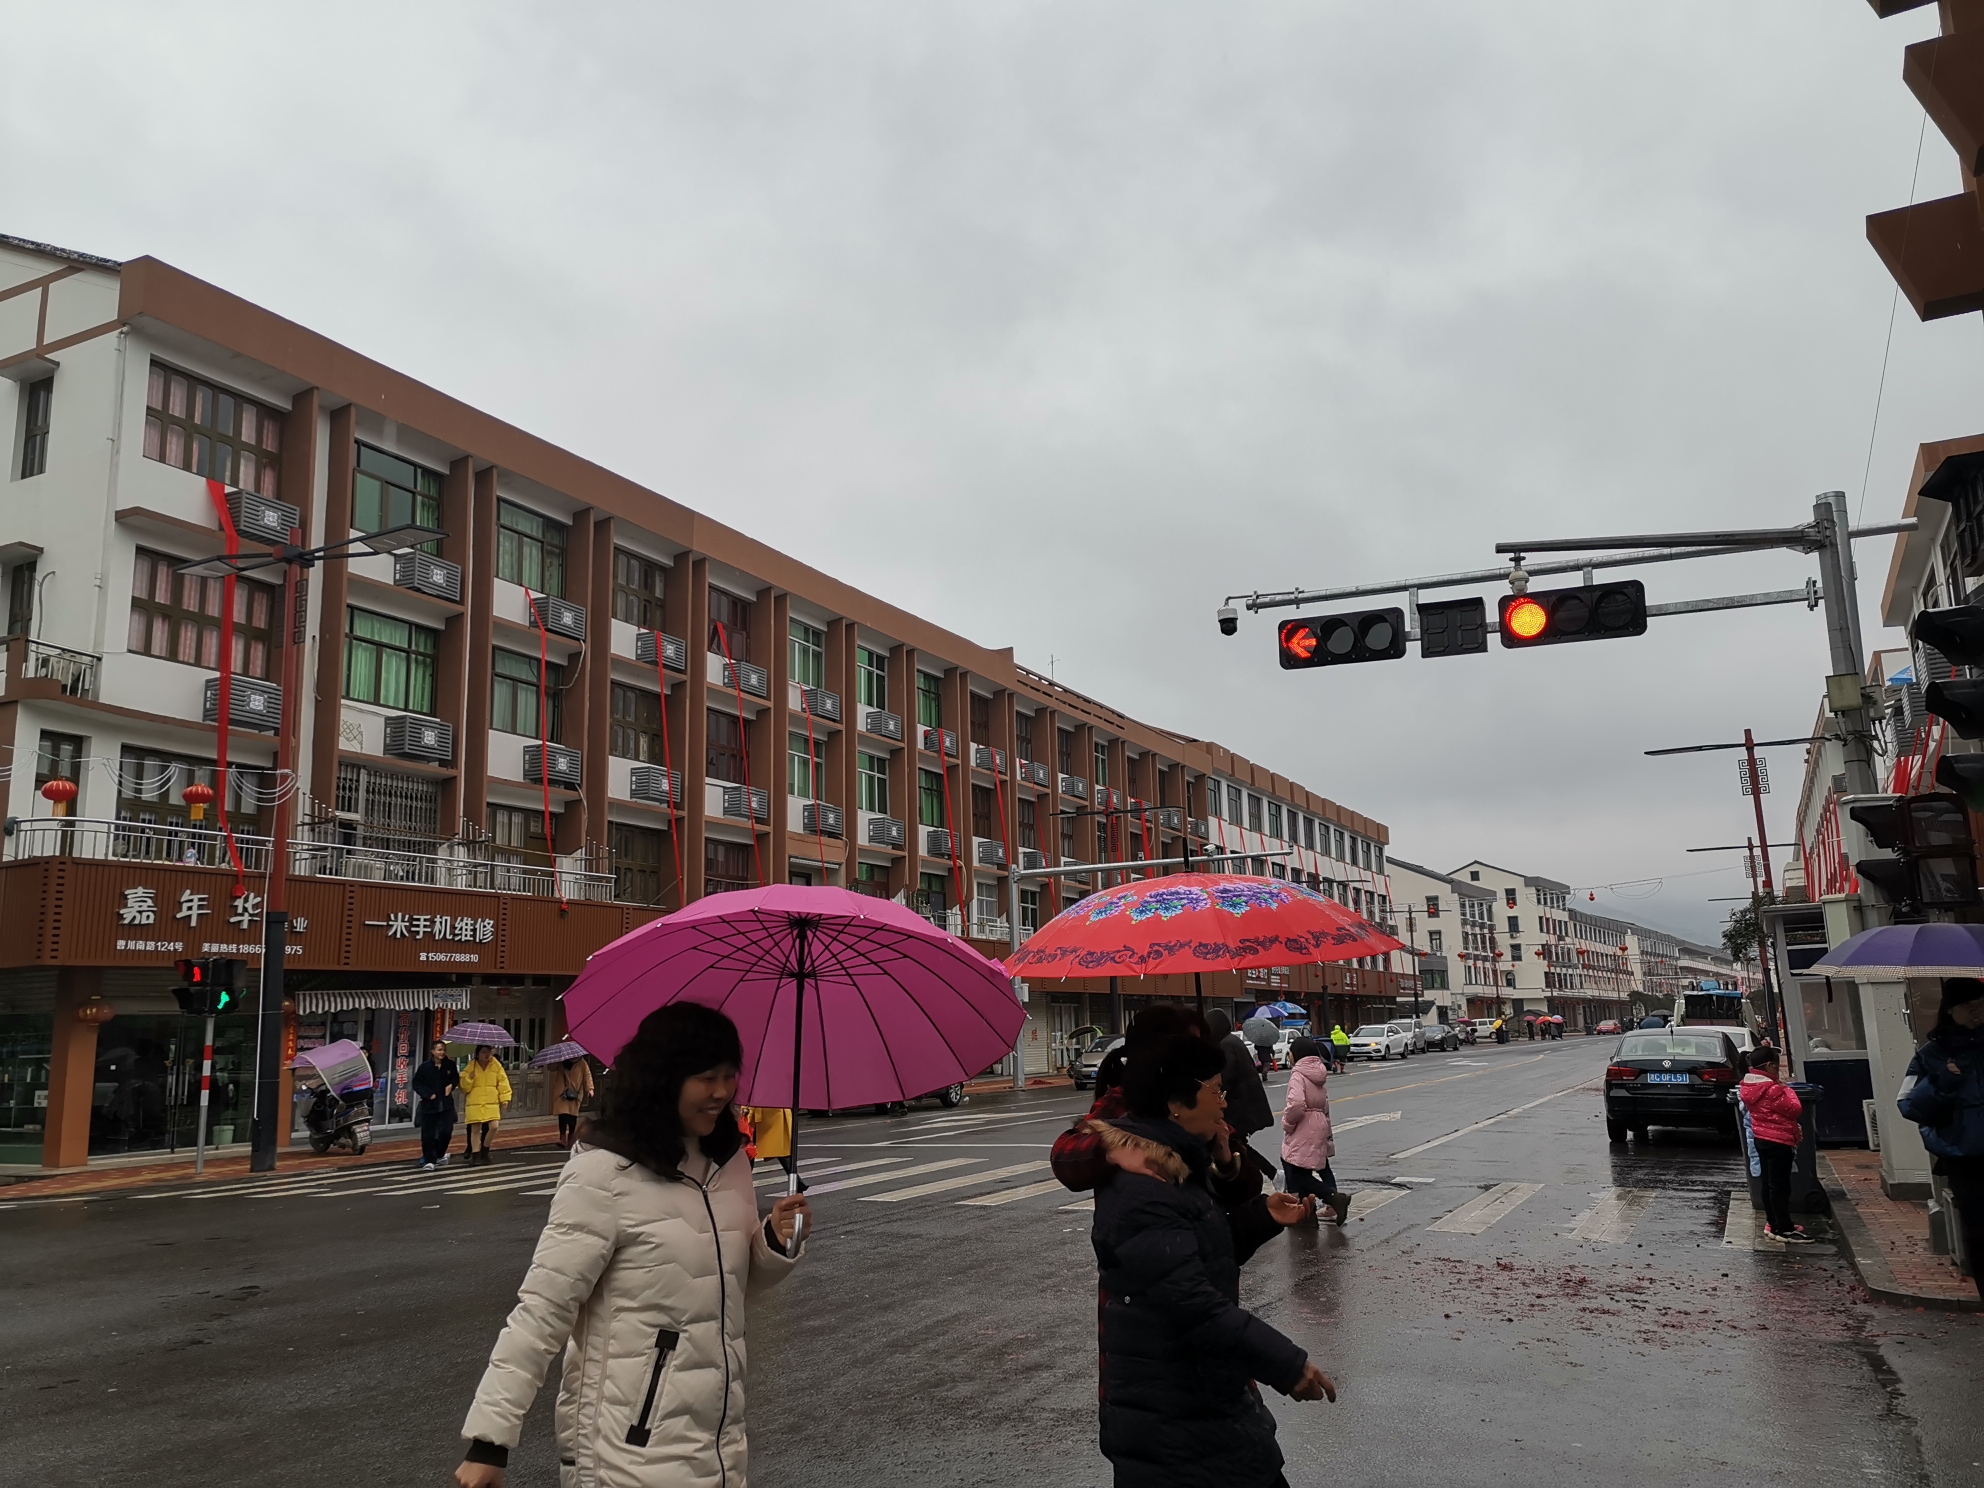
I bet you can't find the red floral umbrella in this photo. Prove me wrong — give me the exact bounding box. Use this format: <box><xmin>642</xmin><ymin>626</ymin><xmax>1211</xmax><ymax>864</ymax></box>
<box><xmin>1004</xmin><ymin>873</ymin><xmax>1404</xmax><ymax>979</ymax></box>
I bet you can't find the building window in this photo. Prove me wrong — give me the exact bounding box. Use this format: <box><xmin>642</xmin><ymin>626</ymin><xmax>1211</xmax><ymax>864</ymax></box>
<box><xmin>336</xmin><ymin>761</ymin><xmax>441</xmax><ymax>842</ymax></box>
<box><xmin>127</xmin><ymin>549</ymin><xmax>275</xmax><ymax>678</ymax></box>
<box><xmin>916</xmin><ymin>870</ymin><xmax>950</xmax><ymax>913</ymax></box>
<box><xmin>790</xmin><ymin>620</ymin><xmax>826</xmax><ymax>689</ymax></box>
<box><xmin>1374</xmin><ymin>845</ymin><xmax>1385</xmax><ymax>873</ymax></box>
<box><xmin>143</xmin><ymin>361</ymin><xmax>283</xmax><ymax>497</ymax></box>
<box><xmin>706</xmin><ymin>709</ymin><xmax>749</xmax><ymax>784</ymax></box>
<box><xmin>115</xmin><ymin>746</ymin><xmax>266</xmax><ymax>833</ymax></box>
<box><xmin>856</xmin><ymin>646</ymin><xmax>887</xmax><ymax>710</ymax></box>
<box><xmin>489</xmin><ymin>804</ymin><xmax>549</xmax><ymax>865</ymax></box>
<box><xmin>609</xmin><ymin>684</ymin><xmax>663</xmax><ymax>762</ymax></box>
<box><xmin>612</xmin><ymin>549</ymin><xmax>666</xmax><ymax>630</ymax></box>
<box><xmin>1018</xmin><ymin>797</ymin><xmax>1037</xmax><ymax>850</ymax></box>
<box><xmin>1246</xmin><ymin>794</ymin><xmax>1263</xmax><ymax>832</ymax></box>
<box><xmin>354</xmin><ymin>444</ymin><xmax>441</xmax><ymax>545</ymax></box>
<box><xmin>1505</xmin><ymin>887</ymin><xmax>1518</xmax><ymax>909</ymax></box>
<box><xmin>974</xmin><ymin>878</ymin><xmax>1000</xmax><ymax>926</ymax></box>
<box><xmin>344</xmin><ymin>608</ymin><xmax>438</xmax><ymax>715</ymax></box>
<box><xmin>1204</xmin><ymin>781</ymin><xmax>1221</xmax><ymax>821</ymax></box>
<box><xmin>1266</xmin><ymin>802</ymin><xmax>1283</xmax><ymax>840</ymax></box>
<box><xmin>706</xmin><ymin>838</ymin><xmax>754</xmax><ymax>894</ymax></box>
<box><xmin>1229</xmin><ymin>785</ymin><xmax>1244</xmax><ymax>824</ymax></box>
<box><xmin>1020</xmin><ymin>888</ymin><xmax>1041</xmax><ymax>934</ymax></box>
<box><xmin>708</xmin><ymin>589</ymin><xmax>752</xmax><ymax>659</ymax></box>
<box><xmin>1302</xmin><ymin>816</ymin><xmax>1315</xmax><ymax>850</ymax></box>
<box><xmin>917</xmin><ymin>673</ymin><xmax>943</xmax><ymax>730</ymax></box>
<box><xmin>971</xmin><ymin>785</ymin><xmax>995</xmax><ymax>840</ymax></box>
<box><xmin>858</xmin><ymin>752</ymin><xmax>889</xmax><ymax>815</ymax></box>
<box><xmin>970</xmin><ymin>692</ymin><xmax>992</xmax><ymax>745</ymax></box>
<box><xmin>610</xmin><ymin>822</ymin><xmax>666</xmax><ymax>904</ymax></box>
<box><xmin>1428</xmin><ymin>929</ymin><xmax>1444</xmax><ymax>954</ymax></box>
<box><xmin>491</xmin><ymin>649</ymin><xmax>561</xmax><ymax>737</ymax></box>
<box><xmin>1015</xmin><ymin>711</ymin><xmax>1034</xmax><ymax>763</ymax></box>
<box><xmin>853</xmin><ymin>860</ymin><xmax>890</xmax><ymax>899</ymax></box>
<box><xmin>6</xmin><ymin>560</ymin><xmax>35</xmax><ymax>637</ymax></box>
<box><xmin>36</xmin><ymin>730</ymin><xmax>85</xmax><ymax>788</ymax></box>
<box><xmin>788</xmin><ymin>731</ymin><xmax>825</xmax><ymax>799</ymax></box>
<box><xmin>1425</xmin><ymin>895</ymin><xmax>1441</xmax><ymax>917</ymax></box>
<box><xmin>1332</xmin><ymin>827</ymin><xmax>1345</xmax><ymax>860</ymax></box>
<box><xmin>1093</xmin><ymin>742</ymin><xmax>1109</xmax><ymax>789</ymax></box>
<box><xmin>495</xmin><ymin>500</ymin><xmax>566</xmax><ymax>596</ymax></box>
<box><xmin>1060</xmin><ymin>815</ymin><xmax>1076</xmax><ymax>860</ymax></box>
<box><xmin>19</xmin><ymin>377</ymin><xmax>52</xmax><ymax>479</ymax></box>
<box><xmin>1057</xmin><ymin>729</ymin><xmax>1074</xmax><ymax>776</ymax></box>
<box><xmin>919</xmin><ymin>768</ymin><xmax>946</xmax><ymax>828</ymax></box>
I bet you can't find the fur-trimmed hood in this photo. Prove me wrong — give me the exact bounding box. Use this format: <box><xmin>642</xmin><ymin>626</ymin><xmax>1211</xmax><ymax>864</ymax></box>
<box><xmin>1082</xmin><ymin>1117</ymin><xmax>1199</xmax><ymax>1184</ymax></box>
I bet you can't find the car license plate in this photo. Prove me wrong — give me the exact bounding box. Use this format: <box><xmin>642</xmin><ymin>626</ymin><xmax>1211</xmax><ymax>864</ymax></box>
<box><xmin>1645</xmin><ymin>1071</ymin><xmax>1689</xmax><ymax>1084</ymax></box>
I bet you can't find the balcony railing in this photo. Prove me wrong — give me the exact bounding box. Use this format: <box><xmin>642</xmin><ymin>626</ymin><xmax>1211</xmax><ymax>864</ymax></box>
<box><xmin>8</xmin><ymin>818</ymin><xmax>615</xmax><ymax>902</ymax></box>
<box><xmin>7</xmin><ymin>638</ymin><xmax>100</xmax><ymax>700</ymax></box>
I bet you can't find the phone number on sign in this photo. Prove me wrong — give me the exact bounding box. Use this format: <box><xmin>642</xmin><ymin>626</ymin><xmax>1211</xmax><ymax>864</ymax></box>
<box><xmin>419</xmin><ymin>951</ymin><xmax>481</xmax><ymax>964</ymax></box>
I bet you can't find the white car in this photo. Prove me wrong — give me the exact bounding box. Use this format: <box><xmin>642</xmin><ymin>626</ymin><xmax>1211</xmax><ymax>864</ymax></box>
<box><xmin>1346</xmin><ymin>1023</ymin><xmax>1412</xmax><ymax>1061</ymax></box>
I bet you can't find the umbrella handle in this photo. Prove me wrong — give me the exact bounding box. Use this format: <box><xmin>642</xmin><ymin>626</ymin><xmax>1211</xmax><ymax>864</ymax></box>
<box><xmin>786</xmin><ymin>1169</ymin><xmax>806</xmax><ymax>1256</ymax></box>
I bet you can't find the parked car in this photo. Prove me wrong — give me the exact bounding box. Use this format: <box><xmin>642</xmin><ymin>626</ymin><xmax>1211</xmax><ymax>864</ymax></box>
<box><xmin>1594</xmin><ymin>1019</ymin><xmax>1623</xmax><ymax>1036</ymax></box>
<box><xmin>1603</xmin><ymin>1029</ymin><xmax>1742</xmax><ymax>1143</ymax></box>
<box><xmin>1347</xmin><ymin>1023</ymin><xmax>1412</xmax><ymax>1061</ymax></box>
<box><xmin>1071</xmin><ymin>1036</ymin><xmax>1124</xmax><ymax>1091</ymax></box>
<box><xmin>1420</xmin><ymin>1022</ymin><xmax>1460</xmax><ymax>1052</ymax></box>
<box><xmin>1386</xmin><ymin>1021</ymin><xmax>1426</xmax><ymax>1055</ymax></box>
<box><xmin>1677</xmin><ymin>1020</ymin><xmax>1756</xmax><ymax>1055</ymax></box>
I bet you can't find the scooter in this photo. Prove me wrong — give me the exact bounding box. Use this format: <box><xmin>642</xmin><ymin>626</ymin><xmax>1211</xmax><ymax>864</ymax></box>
<box><xmin>300</xmin><ymin>1081</ymin><xmax>372</xmax><ymax>1155</ymax></box>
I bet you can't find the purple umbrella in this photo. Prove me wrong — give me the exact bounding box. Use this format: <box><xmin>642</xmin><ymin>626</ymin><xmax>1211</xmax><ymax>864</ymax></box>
<box><xmin>564</xmin><ymin>885</ymin><xmax>1026</xmax><ymax>1246</ymax></box>
<box><xmin>1806</xmin><ymin>922</ymin><xmax>1984</xmax><ymax>979</ymax></box>
<box><xmin>529</xmin><ymin>1040</ymin><xmax>589</xmax><ymax>1069</ymax></box>
<box><xmin>443</xmin><ymin>1021</ymin><xmax>515</xmax><ymax>1048</ymax></box>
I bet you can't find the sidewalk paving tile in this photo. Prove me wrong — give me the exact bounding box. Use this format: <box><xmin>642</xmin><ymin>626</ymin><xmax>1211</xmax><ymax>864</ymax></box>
<box><xmin>1821</xmin><ymin>1149</ymin><xmax>1979</xmax><ymax>1312</ymax></box>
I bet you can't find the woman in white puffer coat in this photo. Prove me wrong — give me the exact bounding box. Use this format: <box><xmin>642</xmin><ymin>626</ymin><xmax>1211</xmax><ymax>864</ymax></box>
<box><xmin>455</xmin><ymin>1003</ymin><xmax>811</xmax><ymax>1488</ymax></box>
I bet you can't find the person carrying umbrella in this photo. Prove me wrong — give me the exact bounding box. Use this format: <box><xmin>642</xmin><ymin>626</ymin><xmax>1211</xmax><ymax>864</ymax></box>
<box><xmin>1089</xmin><ymin>1033</ymin><xmax>1335</xmax><ymax>1486</ymax></box>
<box><xmin>411</xmin><ymin>1039</ymin><xmax>459</xmax><ymax>1171</ymax></box>
<box><xmin>549</xmin><ymin>1053</ymin><xmax>594</xmax><ymax>1150</ymax></box>
<box><xmin>1899</xmin><ymin>977</ymin><xmax>1984</xmax><ymax>1297</ymax></box>
<box><xmin>459</xmin><ymin>1045</ymin><xmax>512</xmax><ymax>1166</ymax></box>
<box><xmin>1205</xmin><ymin>1008</ymin><xmax>1274</xmax><ymax>1140</ymax></box>
<box><xmin>454</xmin><ymin>1002</ymin><xmax>810</xmax><ymax>1488</ymax></box>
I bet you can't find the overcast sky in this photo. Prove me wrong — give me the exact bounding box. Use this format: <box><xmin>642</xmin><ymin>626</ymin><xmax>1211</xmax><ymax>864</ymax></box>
<box><xmin>6</xmin><ymin>2</ymin><xmax>1976</xmax><ymax>942</ymax></box>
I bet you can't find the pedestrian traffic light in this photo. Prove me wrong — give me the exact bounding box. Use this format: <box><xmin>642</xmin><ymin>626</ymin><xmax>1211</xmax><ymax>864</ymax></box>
<box><xmin>1276</xmin><ymin>609</ymin><xmax>1407</xmax><ymax>669</ymax></box>
<box><xmin>172</xmin><ymin>957</ymin><xmax>245</xmax><ymax>1017</ymax></box>
<box><xmin>1497</xmin><ymin>581</ymin><xmax>1647</xmax><ymax>650</ymax></box>
<box><xmin>1418</xmin><ymin>597</ymin><xmax>1488</xmax><ymax>659</ymax></box>
<box><xmin>1847</xmin><ymin>792</ymin><xmax>1980</xmax><ymax>915</ymax></box>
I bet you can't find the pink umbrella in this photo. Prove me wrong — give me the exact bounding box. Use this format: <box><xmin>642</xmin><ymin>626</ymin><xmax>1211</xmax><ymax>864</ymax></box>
<box><xmin>563</xmin><ymin>885</ymin><xmax>1025</xmax><ymax>1238</ymax></box>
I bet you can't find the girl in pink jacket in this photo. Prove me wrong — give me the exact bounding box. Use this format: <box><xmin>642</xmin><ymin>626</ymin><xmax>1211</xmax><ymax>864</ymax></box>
<box><xmin>1738</xmin><ymin>1047</ymin><xmax>1810</xmax><ymax>1243</ymax></box>
<box><xmin>1281</xmin><ymin>1039</ymin><xmax>1352</xmax><ymax>1225</ymax></box>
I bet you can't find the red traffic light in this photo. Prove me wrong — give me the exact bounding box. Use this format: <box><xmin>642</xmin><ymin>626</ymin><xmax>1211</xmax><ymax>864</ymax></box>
<box><xmin>1277</xmin><ymin>609</ymin><xmax>1406</xmax><ymax>669</ymax></box>
<box><xmin>175</xmin><ymin>957</ymin><xmax>208</xmax><ymax>986</ymax></box>
<box><xmin>1279</xmin><ymin>621</ymin><xmax>1320</xmax><ymax>664</ymax></box>
<box><xmin>1503</xmin><ymin>596</ymin><xmax>1548</xmax><ymax>641</ymax></box>
<box><xmin>1498</xmin><ymin>581</ymin><xmax>1647</xmax><ymax>649</ymax></box>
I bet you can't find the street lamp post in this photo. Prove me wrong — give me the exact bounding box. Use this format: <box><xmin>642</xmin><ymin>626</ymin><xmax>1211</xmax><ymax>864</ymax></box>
<box><xmin>180</xmin><ymin>519</ymin><xmax>446</xmax><ymax>1173</ymax></box>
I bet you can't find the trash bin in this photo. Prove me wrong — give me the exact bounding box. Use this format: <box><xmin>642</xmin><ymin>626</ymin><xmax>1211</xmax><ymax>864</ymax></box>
<box><xmin>1786</xmin><ymin>1081</ymin><xmax>1828</xmax><ymax>1215</ymax></box>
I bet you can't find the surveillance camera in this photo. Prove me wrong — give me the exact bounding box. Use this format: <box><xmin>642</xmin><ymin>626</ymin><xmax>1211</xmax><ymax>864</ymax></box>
<box><xmin>1217</xmin><ymin>606</ymin><xmax>1238</xmax><ymax>636</ymax></box>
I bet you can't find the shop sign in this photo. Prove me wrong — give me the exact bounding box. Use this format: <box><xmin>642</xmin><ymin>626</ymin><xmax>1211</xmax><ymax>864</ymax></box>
<box><xmin>115</xmin><ymin>884</ymin><xmax>308</xmax><ymax>957</ymax></box>
<box><xmin>387</xmin><ymin>1013</ymin><xmax>415</xmax><ymax>1114</ymax></box>
<box><xmin>359</xmin><ymin>911</ymin><xmax>497</xmax><ymax>966</ymax></box>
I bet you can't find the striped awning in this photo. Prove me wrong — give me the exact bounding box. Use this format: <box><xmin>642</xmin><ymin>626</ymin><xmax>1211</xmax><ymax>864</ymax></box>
<box><xmin>294</xmin><ymin>987</ymin><xmax>475</xmax><ymax>1016</ymax></box>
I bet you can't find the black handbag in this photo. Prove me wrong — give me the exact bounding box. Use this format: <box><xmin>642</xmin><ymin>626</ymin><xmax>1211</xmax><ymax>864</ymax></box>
<box><xmin>561</xmin><ymin>1087</ymin><xmax>581</xmax><ymax>1103</ymax></box>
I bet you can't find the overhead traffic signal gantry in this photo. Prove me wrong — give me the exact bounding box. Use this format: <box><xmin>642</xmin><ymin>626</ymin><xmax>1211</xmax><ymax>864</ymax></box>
<box><xmin>1497</xmin><ymin>580</ymin><xmax>1648</xmax><ymax>650</ymax></box>
<box><xmin>1276</xmin><ymin>609</ymin><xmax>1407</xmax><ymax>669</ymax></box>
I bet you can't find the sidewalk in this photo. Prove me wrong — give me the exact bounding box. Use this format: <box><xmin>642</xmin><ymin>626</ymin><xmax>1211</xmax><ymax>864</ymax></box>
<box><xmin>1820</xmin><ymin>1149</ymin><xmax>1980</xmax><ymax>1312</ymax></box>
<box><xmin>0</xmin><ymin>1116</ymin><xmax>564</xmax><ymax>1200</ymax></box>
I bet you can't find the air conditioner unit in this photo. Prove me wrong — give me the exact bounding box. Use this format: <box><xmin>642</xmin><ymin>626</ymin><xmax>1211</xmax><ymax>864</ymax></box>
<box><xmin>522</xmin><ymin>743</ymin><xmax>581</xmax><ymax>789</ymax></box>
<box><xmin>1060</xmin><ymin>775</ymin><xmax>1089</xmax><ymax>801</ymax></box>
<box><xmin>1189</xmin><ymin>818</ymin><xmax>1209</xmax><ymax>840</ymax></box>
<box><xmin>864</xmin><ymin>709</ymin><xmax>903</xmax><ymax>741</ymax></box>
<box><xmin>972</xmin><ymin>744</ymin><xmax>1006</xmax><ymax>773</ymax></box>
<box><xmin>1019</xmin><ymin>759</ymin><xmax>1049</xmax><ymax>787</ymax></box>
<box><xmin>721</xmin><ymin>785</ymin><xmax>770</xmax><ymax>822</ymax></box>
<box><xmin>924</xmin><ymin>827</ymin><xmax>953</xmax><ymax>858</ymax></box>
<box><xmin>1019</xmin><ymin>848</ymin><xmax>1046</xmax><ymax>871</ymax></box>
<box><xmin>383</xmin><ymin>715</ymin><xmax>453</xmax><ymax>763</ymax></box>
<box><xmin>976</xmin><ymin>838</ymin><xmax>1006</xmax><ymax>867</ymax></box>
<box><xmin>1157</xmin><ymin>807</ymin><xmax>1184</xmax><ymax>832</ymax></box>
<box><xmin>1061</xmin><ymin>855</ymin><xmax>1090</xmax><ymax>883</ymax></box>
<box><xmin>803</xmin><ymin>802</ymin><xmax>845</xmax><ymax>837</ymax></box>
<box><xmin>225</xmin><ymin>489</ymin><xmax>302</xmax><ymax>545</ymax></box>
<box><xmin>533</xmin><ymin>595</ymin><xmax>586</xmax><ymax>642</ymax></box>
<box><xmin>723</xmin><ymin>660</ymin><xmax>771</xmax><ymax>698</ymax></box>
<box><xmin>797</xmin><ymin>687</ymin><xmax>840</xmax><ymax>723</ymax></box>
<box><xmin>634</xmin><ymin>630</ymin><xmax>690</xmax><ymax>673</ymax></box>
<box><xmin>865</xmin><ymin>815</ymin><xmax>905</xmax><ymax>848</ymax></box>
<box><xmin>628</xmin><ymin>766</ymin><xmax>682</xmax><ymax>808</ymax></box>
<box><xmin>393</xmin><ymin>550</ymin><xmax>463</xmax><ymax>603</ymax></box>
<box><xmin>920</xmin><ymin>726</ymin><xmax>958</xmax><ymax>757</ymax></box>
<box><xmin>204</xmin><ymin>675</ymin><xmax>282</xmax><ymax>734</ymax></box>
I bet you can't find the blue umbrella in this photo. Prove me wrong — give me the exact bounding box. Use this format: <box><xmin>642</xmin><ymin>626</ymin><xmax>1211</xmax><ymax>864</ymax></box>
<box><xmin>1806</xmin><ymin>922</ymin><xmax>1984</xmax><ymax>980</ymax></box>
<box><xmin>1248</xmin><ymin>1001</ymin><xmax>1306</xmax><ymax>1022</ymax></box>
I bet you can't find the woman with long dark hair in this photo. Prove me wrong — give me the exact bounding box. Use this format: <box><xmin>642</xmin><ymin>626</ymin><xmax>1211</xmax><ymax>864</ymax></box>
<box><xmin>1900</xmin><ymin>976</ymin><xmax>1984</xmax><ymax>1298</ymax></box>
<box><xmin>454</xmin><ymin>1002</ymin><xmax>811</xmax><ymax>1487</ymax></box>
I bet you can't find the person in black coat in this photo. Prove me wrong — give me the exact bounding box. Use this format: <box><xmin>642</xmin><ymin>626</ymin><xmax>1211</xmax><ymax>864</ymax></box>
<box><xmin>1899</xmin><ymin>977</ymin><xmax>1984</xmax><ymax>1299</ymax></box>
<box><xmin>412</xmin><ymin>1040</ymin><xmax>459</xmax><ymax>1171</ymax></box>
<box><xmin>1088</xmin><ymin>1034</ymin><xmax>1335</xmax><ymax>1488</ymax></box>
<box><xmin>1204</xmin><ymin>1008</ymin><xmax>1275</xmax><ymax>1138</ymax></box>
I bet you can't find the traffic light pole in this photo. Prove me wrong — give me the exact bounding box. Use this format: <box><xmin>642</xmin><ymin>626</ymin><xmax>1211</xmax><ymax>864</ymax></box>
<box><xmin>193</xmin><ymin>1011</ymin><xmax>215</xmax><ymax>1176</ymax></box>
<box><xmin>251</xmin><ymin>554</ymin><xmax>304</xmax><ymax>1173</ymax></box>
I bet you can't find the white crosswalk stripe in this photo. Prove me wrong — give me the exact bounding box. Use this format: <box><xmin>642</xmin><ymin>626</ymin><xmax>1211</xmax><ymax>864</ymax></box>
<box><xmin>860</xmin><ymin>1162</ymin><xmax>1050</xmax><ymax>1203</ymax></box>
<box><xmin>1060</xmin><ymin>1197</ymin><xmax>1094</xmax><ymax>1212</ymax></box>
<box><xmin>1345</xmin><ymin>1187</ymin><xmax>1406</xmax><ymax>1219</ymax></box>
<box><xmin>1428</xmin><ymin>1182</ymin><xmax>1542</xmax><ymax>1234</ymax></box>
<box><xmin>752</xmin><ymin>1158</ymin><xmax>903</xmax><ymax>1189</ymax></box>
<box><xmin>1330</xmin><ymin>1111</ymin><xmax>1402</xmax><ymax>1134</ymax></box>
<box><xmin>802</xmin><ymin>1158</ymin><xmax>982</xmax><ymax>1196</ymax></box>
<box><xmin>1570</xmin><ymin>1187</ymin><xmax>1656</xmax><ymax>1244</ymax></box>
<box><xmin>957</xmin><ymin>1178</ymin><xmax>1069</xmax><ymax>1207</ymax></box>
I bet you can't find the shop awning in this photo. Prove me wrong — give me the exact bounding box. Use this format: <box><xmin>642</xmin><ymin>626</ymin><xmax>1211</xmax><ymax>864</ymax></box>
<box><xmin>294</xmin><ymin>987</ymin><xmax>475</xmax><ymax>1015</ymax></box>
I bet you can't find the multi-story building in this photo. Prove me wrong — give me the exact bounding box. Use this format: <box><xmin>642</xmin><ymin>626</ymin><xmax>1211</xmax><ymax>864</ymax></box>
<box><xmin>1384</xmin><ymin>858</ymin><xmax>1493</xmax><ymax>1025</ymax></box>
<box><xmin>0</xmin><ymin>238</ymin><xmax>1398</xmax><ymax>1168</ymax></box>
<box><xmin>1449</xmin><ymin>861</ymin><xmax>1578</xmax><ymax>1018</ymax></box>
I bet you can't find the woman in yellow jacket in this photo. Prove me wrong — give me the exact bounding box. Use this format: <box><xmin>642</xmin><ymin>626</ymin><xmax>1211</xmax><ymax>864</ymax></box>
<box><xmin>741</xmin><ymin>1104</ymin><xmax>805</xmax><ymax>1191</ymax></box>
<box><xmin>459</xmin><ymin>1046</ymin><xmax>512</xmax><ymax>1166</ymax></box>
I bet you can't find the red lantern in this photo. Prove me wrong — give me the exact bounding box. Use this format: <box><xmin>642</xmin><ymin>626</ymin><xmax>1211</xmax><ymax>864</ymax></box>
<box><xmin>40</xmin><ymin>777</ymin><xmax>77</xmax><ymax>818</ymax></box>
<box><xmin>183</xmin><ymin>781</ymin><xmax>215</xmax><ymax>823</ymax></box>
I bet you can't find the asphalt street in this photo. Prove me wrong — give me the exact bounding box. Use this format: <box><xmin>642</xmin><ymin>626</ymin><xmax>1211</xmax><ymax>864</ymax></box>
<box><xmin>6</xmin><ymin>1037</ymin><xmax>1984</xmax><ymax>1487</ymax></box>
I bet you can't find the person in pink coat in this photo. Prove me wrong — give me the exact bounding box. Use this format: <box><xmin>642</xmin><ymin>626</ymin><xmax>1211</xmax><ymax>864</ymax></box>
<box><xmin>1739</xmin><ymin>1046</ymin><xmax>1810</xmax><ymax>1243</ymax></box>
<box><xmin>1280</xmin><ymin>1038</ymin><xmax>1352</xmax><ymax>1225</ymax></box>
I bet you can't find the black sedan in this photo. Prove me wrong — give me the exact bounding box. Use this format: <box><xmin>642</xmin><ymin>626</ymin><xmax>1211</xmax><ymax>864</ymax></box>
<box><xmin>1604</xmin><ymin>1030</ymin><xmax>1742</xmax><ymax>1144</ymax></box>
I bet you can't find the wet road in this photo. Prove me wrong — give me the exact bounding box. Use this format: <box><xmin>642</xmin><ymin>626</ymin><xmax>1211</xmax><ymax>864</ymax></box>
<box><xmin>6</xmin><ymin>1037</ymin><xmax>1983</xmax><ymax>1486</ymax></box>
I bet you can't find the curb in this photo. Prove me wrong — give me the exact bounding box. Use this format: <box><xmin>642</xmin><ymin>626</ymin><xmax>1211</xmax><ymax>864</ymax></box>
<box><xmin>1819</xmin><ymin>1157</ymin><xmax>1981</xmax><ymax>1313</ymax></box>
